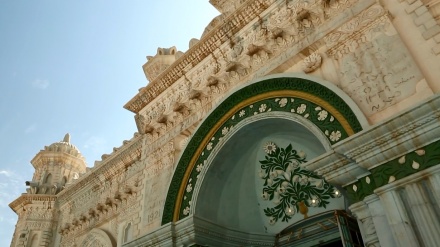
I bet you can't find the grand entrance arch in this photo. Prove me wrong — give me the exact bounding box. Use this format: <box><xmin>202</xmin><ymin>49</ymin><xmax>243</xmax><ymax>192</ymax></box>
<box><xmin>162</xmin><ymin>75</ymin><xmax>367</xmax><ymax>246</ymax></box>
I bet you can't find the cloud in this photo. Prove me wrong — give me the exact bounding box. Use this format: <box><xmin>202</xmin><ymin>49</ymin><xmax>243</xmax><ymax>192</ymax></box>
<box><xmin>31</xmin><ymin>79</ymin><xmax>50</xmax><ymax>89</ymax></box>
<box><xmin>24</xmin><ymin>124</ymin><xmax>37</xmax><ymax>134</ymax></box>
<box><xmin>0</xmin><ymin>170</ymin><xmax>12</xmax><ymax>177</ymax></box>
<box><xmin>0</xmin><ymin>170</ymin><xmax>24</xmax><ymax>209</ymax></box>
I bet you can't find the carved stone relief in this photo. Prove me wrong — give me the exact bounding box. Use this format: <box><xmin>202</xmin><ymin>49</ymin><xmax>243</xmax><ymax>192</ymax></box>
<box><xmin>325</xmin><ymin>5</ymin><xmax>423</xmax><ymax>116</ymax></box>
<box><xmin>141</xmin><ymin>141</ymin><xmax>175</xmax><ymax>233</ymax></box>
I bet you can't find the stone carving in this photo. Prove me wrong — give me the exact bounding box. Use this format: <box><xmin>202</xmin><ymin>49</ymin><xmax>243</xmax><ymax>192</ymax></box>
<box><xmin>302</xmin><ymin>53</ymin><xmax>322</xmax><ymax>73</ymax></box>
<box><xmin>325</xmin><ymin>5</ymin><xmax>423</xmax><ymax>116</ymax></box>
<box><xmin>258</xmin><ymin>142</ymin><xmax>340</xmax><ymax>224</ymax></box>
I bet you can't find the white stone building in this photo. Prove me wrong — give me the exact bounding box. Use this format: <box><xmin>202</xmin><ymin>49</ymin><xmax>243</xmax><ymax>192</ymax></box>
<box><xmin>9</xmin><ymin>0</ymin><xmax>440</xmax><ymax>246</ymax></box>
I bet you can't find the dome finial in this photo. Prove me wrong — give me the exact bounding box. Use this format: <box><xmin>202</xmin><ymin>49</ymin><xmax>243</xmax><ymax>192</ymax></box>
<box><xmin>63</xmin><ymin>133</ymin><xmax>70</xmax><ymax>143</ymax></box>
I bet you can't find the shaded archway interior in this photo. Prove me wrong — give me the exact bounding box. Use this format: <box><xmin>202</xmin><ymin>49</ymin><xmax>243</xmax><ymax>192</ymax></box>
<box><xmin>195</xmin><ymin>118</ymin><xmax>330</xmax><ymax>234</ymax></box>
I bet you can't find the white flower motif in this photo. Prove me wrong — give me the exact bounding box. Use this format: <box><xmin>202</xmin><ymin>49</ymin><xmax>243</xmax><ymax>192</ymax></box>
<box><xmin>329</xmin><ymin>130</ymin><xmax>342</xmax><ymax>142</ymax></box>
<box><xmin>304</xmin><ymin>113</ymin><xmax>309</xmax><ymax>118</ymax></box>
<box><xmin>330</xmin><ymin>116</ymin><xmax>334</xmax><ymax>122</ymax></box>
<box><xmin>309</xmin><ymin>196</ymin><xmax>320</xmax><ymax>207</ymax></box>
<box><xmin>298</xmin><ymin>150</ymin><xmax>306</xmax><ymax>159</ymax></box>
<box><xmin>196</xmin><ymin>163</ymin><xmax>204</xmax><ymax>172</ymax></box>
<box><xmin>263</xmin><ymin>142</ymin><xmax>277</xmax><ymax>154</ymax></box>
<box><xmin>258</xmin><ymin>169</ymin><xmax>266</xmax><ymax>178</ymax></box>
<box><xmin>412</xmin><ymin>161</ymin><xmax>420</xmax><ymax>169</ymax></box>
<box><xmin>325</xmin><ymin>130</ymin><xmax>329</xmax><ymax>136</ymax></box>
<box><xmin>231</xmin><ymin>115</ymin><xmax>235</xmax><ymax>120</ymax></box>
<box><xmin>315</xmin><ymin>106</ymin><xmax>322</xmax><ymax>111</ymax></box>
<box><xmin>239</xmin><ymin>110</ymin><xmax>245</xmax><ymax>117</ymax></box>
<box><xmin>206</xmin><ymin>142</ymin><xmax>213</xmax><ymax>150</ymax></box>
<box><xmin>266</xmin><ymin>178</ymin><xmax>273</xmax><ymax>185</ymax></box>
<box><xmin>278</xmin><ymin>186</ymin><xmax>286</xmax><ymax>194</ymax></box>
<box><xmin>259</xmin><ymin>104</ymin><xmax>267</xmax><ymax>112</ymax></box>
<box><xmin>262</xmin><ymin>191</ymin><xmax>269</xmax><ymax>200</ymax></box>
<box><xmin>398</xmin><ymin>156</ymin><xmax>405</xmax><ymax>164</ymax></box>
<box><xmin>388</xmin><ymin>176</ymin><xmax>396</xmax><ymax>183</ymax></box>
<box><xmin>222</xmin><ymin>126</ymin><xmax>229</xmax><ymax>136</ymax></box>
<box><xmin>279</xmin><ymin>98</ymin><xmax>288</xmax><ymax>107</ymax></box>
<box><xmin>254</xmin><ymin>112</ymin><xmax>258</xmax><ymax>115</ymax></box>
<box><xmin>285</xmin><ymin>206</ymin><xmax>295</xmax><ymax>216</ymax></box>
<box><xmin>186</xmin><ymin>183</ymin><xmax>192</xmax><ymax>193</ymax></box>
<box><xmin>299</xmin><ymin>176</ymin><xmax>308</xmax><ymax>185</ymax></box>
<box><xmin>290</xmin><ymin>109</ymin><xmax>295</xmax><ymax>113</ymax></box>
<box><xmin>297</xmin><ymin>104</ymin><xmax>307</xmax><ymax>114</ymax></box>
<box><xmin>183</xmin><ymin>206</ymin><xmax>190</xmax><ymax>215</ymax></box>
<box><xmin>317</xmin><ymin>110</ymin><xmax>328</xmax><ymax>121</ymax></box>
<box><xmin>249</xmin><ymin>104</ymin><xmax>253</xmax><ymax>108</ymax></box>
<box><xmin>269</xmin><ymin>217</ymin><xmax>276</xmax><ymax>225</ymax></box>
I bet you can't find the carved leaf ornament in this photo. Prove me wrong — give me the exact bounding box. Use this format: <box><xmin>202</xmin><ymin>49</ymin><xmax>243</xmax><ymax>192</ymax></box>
<box><xmin>259</xmin><ymin>142</ymin><xmax>340</xmax><ymax>224</ymax></box>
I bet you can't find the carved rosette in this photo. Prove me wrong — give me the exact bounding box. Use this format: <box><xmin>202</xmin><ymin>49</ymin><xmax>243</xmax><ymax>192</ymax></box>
<box><xmin>302</xmin><ymin>53</ymin><xmax>322</xmax><ymax>73</ymax></box>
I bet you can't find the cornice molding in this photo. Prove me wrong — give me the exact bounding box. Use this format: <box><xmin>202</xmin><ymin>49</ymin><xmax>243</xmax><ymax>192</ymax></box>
<box><xmin>311</xmin><ymin>94</ymin><xmax>440</xmax><ymax>193</ymax></box>
<box><xmin>124</xmin><ymin>0</ymin><xmax>275</xmax><ymax>113</ymax></box>
<box><xmin>9</xmin><ymin>194</ymin><xmax>57</xmax><ymax>212</ymax></box>
<box><xmin>57</xmin><ymin>134</ymin><xmax>144</xmax><ymax>205</ymax></box>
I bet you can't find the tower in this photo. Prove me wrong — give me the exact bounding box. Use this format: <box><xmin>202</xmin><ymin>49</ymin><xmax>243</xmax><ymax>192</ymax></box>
<box><xmin>9</xmin><ymin>134</ymin><xmax>86</xmax><ymax>247</ymax></box>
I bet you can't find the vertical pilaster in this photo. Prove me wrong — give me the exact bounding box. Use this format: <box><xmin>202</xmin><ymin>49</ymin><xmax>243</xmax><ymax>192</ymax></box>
<box><xmin>405</xmin><ymin>182</ymin><xmax>440</xmax><ymax>246</ymax></box>
<box><xmin>428</xmin><ymin>173</ymin><xmax>440</xmax><ymax>207</ymax></box>
<box><xmin>377</xmin><ymin>189</ymin><xmax>420</xmax><ymax>247</ymax></box>
<box><xmin>349</xmin><ymin>200</ymin><xmax>380</xmax><ymax>247</ymax></box>
<box><xmin>364</xmin><ymin>195</ymin><xmax>397</xmax><ymax>247</ymax></box>
<box><xmin>39</xmin><ymin>229</ymin><xmax>52</xmax><ymax>247</ymax></box>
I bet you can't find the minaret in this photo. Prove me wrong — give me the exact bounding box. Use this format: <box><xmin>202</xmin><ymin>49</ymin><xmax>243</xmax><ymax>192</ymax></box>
<box><xmin>9</xmin><ymin>134</ymin><xmax>87</xmax><ymax>247</ymax></box>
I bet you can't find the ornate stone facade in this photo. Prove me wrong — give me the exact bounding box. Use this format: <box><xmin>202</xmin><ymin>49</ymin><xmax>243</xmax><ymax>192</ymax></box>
<box><xmin>9</xmin><ymin>0</ymin><xmax>440</xmax><ymax>246</ymax></box>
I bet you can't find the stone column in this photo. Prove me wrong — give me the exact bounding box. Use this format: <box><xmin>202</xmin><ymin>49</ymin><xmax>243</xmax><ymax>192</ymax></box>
<box><xmin>364</xmin><ymin>195</ymin><xmax>397</xmax><ymax>247</ymax></box>
<box><xmin>349</xmin><ymin>200</ymin><xmax>380</xmax><ymax>247</ymax></box>
<box><xmin>377</xmin><ymin>189</ymin><xmax>420</xmax><ymax>247</ymax></box>
<box><xmin>405</xmin><ymin>182</ymin><xmax>440</xmax><ymax>246</ymax></box>
<box><xmin>428</xmin><ymin>172</ymin><xmax>440</xmax><ymax>208</ymax></box>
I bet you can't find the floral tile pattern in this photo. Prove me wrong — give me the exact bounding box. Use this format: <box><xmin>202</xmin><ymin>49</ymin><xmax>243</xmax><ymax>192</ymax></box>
<box><xmin>162</xmin><ymin>77</ymin><xmax>364</xmax><ymax>225</ymax></box>
<box><xmin>179</xmin><ymin>97</ymin><xmax>346</xmax><ymax>219</ymax></box>
<box><xmin>259</xmin><ymin>142</ymin><xmax>340</xmax><ymax>224</ymax></box>
<box><xmin>344</xmin><ymin>140</ymin><xmax>440</xmax><ymax>203</ymax></box>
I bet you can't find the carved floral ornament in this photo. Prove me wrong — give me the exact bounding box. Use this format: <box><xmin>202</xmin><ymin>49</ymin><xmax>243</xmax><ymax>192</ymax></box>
<box><xmin>160</xmin><ymin>76</ymin><xmax>364</xmax><ymax>225</ymax></box>
<box><xmin>131</xmin><ymin>0</ymin><xmax>372</xmax><ymax>145</ymax></box>
<box><xmin>125</xmin><ymin>0</ymin><xmax>360</xmax><ymax>113</ymax></box>
<box><xmin>179</xmin><ymin>96</ymin><xmax>347</xmax><ymax>219</ymax></box>
<box><xmin>259</xmin><ymin>142</ymin><xmax>340</xmax><ymax>224</ymax></box>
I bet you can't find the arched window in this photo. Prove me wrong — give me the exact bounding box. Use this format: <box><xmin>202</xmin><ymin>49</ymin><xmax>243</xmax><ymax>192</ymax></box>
<box><xmin>123</xmin><ymin>223</ymin><xmax>132</xmax><ymax>243</ymax></box>
<box><xmin>29</xmin><ymin>234</ymin><xmax>39</xmax><ymax>247</ymax></box>
<box><xmin>44</xmin><ymin>173</ymin><xmax>52</xmax><ymax>184</ymax></box>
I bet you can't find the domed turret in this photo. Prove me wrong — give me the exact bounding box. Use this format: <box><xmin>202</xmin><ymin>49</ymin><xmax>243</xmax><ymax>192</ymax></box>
<box><xmin>25</xmin><ymin>133</ymin><xmax>87</xmax><ymax>195</ymax></box>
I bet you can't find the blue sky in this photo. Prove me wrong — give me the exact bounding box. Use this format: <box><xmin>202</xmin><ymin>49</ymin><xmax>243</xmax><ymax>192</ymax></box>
<box><xmin>0</xmin><ymin>1</ymin><xmax>218</xmax><ymax>245</ymax></box>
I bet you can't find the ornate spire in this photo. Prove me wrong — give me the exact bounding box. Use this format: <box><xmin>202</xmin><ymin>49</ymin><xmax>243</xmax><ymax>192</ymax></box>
<box><xmin>63</xmin><ymin>133</ymin><xmax>70</xmax><ymax>143</ymax></box>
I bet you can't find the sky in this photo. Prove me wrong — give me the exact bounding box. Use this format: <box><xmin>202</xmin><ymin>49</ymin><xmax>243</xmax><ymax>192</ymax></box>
<box><xmin>0</xmin><ymin>1</ymin><xmax>219</xmax><ymax>245</ymax></box>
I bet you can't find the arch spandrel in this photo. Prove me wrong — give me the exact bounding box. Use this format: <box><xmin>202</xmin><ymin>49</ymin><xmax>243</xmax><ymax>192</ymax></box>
<box><xmin>162</xmin><ymin>75</ymin><xmax>365</xmax><ymax>225</ymax></box>
<box><xmin>80</xmin><ymin>228</ymin><xmax>115</xmax><ymax>247</ymax></box>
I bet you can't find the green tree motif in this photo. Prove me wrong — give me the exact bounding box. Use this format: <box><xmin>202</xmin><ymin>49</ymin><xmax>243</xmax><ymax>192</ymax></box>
<box><xmin>259</xmin><ymin>142</ymin><xmax>339</xmax><ymax>224</ymax></box>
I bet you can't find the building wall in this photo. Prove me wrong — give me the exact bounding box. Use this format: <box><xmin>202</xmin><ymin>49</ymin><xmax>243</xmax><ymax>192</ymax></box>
<box><xmin>10</xmin><ymin>0</ymin><xmax>440</xmax><ymax>246</ymax></box>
